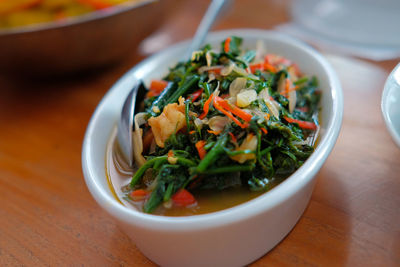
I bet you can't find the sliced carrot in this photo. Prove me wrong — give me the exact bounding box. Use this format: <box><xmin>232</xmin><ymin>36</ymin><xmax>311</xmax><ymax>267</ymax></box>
<box><xmin>208</xmin><ymin>67</ymin><xmax>222</xmax><ymax>75</ymax></box>
<box><xmin>214</xmin><ymin>96</ymin><xmax>252</xmax><ymax>122</ymax></box>
<box><xmin>190</xmin><ymin>89</ymin><xmax>203</xmax><ymax>102</ymax></box>
<box><xmin>146</xmin><ymin>91</ymin><xmax>155</xmax><ymax>98</ymax></box>
<box><xmin>224</xmin><ymin>37</ymin><xmax>231</xmax><ymax>53</ymax></box>
<box><xmin>249</xmin><ymin>63</ymin><xmax>264</xmax><ymax>73</ymax></box>
<box><xmin>228</xmin><ymin>132</ymin><xmax>237</xmax><ymax>143</ymax></box>
<box><xmin>195</xmin><ymin>140</ymin><xmax>207</xmax><ymax>159</ymax></box>
<box><xmin>282</xmin><ymin>78</ymin><xmax>291</xmax><ymax>97</ymax></box>
<box><xmin>130</xmin><ymin>189</ymin><xmax>149</xmax><ymax>201</ymax></box>
<box><xmin>207</xmin><ymin>130</ymin><xmax>221</xmax><ymax>135</ymax></box>
<box><xmin>281</xmin><ymin>78</ymin><xmax>299</xmax><ymax>97</ymax></box>
<box><xmin>199</xmin><ymin>93</ymin><xmax>214</xmax><ymax>120</ymax></box>
<box><xmin>189</xmin><ymin>130</ymin><xmax>196</xmax><ymax>134</ymax></box>
<box><xmin>172</xmin><ymin>189</ymin><xmax>196</xmax><ymax>207</ymax></box>
<box><xmin>149</xmin><ymin>80</ymin><xmax>168</xmax><ymax>95</ymax></box>
<box><xmin>263</xmin><ymin>62</ymin><xmax>277</xmax><ymax>73</ymax></box>
<box><xmin>213</xmin><ymin>99</ymin><xmax>249</xmax><ymax>129</ymax></box>
<box><xmin>261</xmin><ymin>128</ymin><xmax>268</xmax><ymax>134</ymax></box>
<box><xmin>249</xmin><ymin>62</ymin><xmax>277</xmax><ymax>73</ymax></box>
<box><xmin>284</xmin><ymin>117</ymin><xmax>317</xmax><ymax>130</ymax></box>
<box><xmin>167</xmin><ymin>150</ymin><xmax>174</xmax><ymax>157</ymax></box>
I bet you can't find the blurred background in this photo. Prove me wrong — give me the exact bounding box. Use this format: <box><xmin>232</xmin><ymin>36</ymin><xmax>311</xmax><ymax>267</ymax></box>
<box><xmin>1</xmin><ymin>0</ymin><xmax>399</xmax><ymax>78</ymax></box>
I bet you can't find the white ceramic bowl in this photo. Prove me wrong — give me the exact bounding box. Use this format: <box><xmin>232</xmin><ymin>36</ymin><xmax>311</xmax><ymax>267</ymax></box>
<box><xmin>82</xmin><ymin>29</ymin><xmax>343</xmax><ymax>267</ymax></box>
<box><xmin>382</xmin><ymin>63</ymin><xmax>400</xmax><ymax>147</ymax></box>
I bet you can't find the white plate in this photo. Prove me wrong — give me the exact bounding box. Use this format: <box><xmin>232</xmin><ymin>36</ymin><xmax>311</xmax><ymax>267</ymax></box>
<box><xmin>382</xmin><ymin>63</ymin><xmax>400</xmax><ymax>147</ymax></box>
<box><xmin>286</xmin><ymin>0</ymin><xmax>400</xmax><ymax>60</ymax></box>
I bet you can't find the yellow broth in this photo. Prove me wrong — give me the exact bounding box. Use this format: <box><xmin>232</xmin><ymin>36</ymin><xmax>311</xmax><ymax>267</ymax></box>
<box><xmin>105</xmin><ymin>131</ymin><xmax>277</xmax><ymax>217</ymax></box>
<box><xmin>106</xmin><ymin>117</ymin><xmax>320</xmax><ymax>216</ymax></box>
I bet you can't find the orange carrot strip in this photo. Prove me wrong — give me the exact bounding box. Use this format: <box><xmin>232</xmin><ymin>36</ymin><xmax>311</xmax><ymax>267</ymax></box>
<box><xmin>249</xmin><ymin>62</ymin><xmax>277</xmax><ymax>73</ymax></box>
<box><xmin>130</xmin><ymin>189</ymin><xmax>149</xmax><ymax>201</ymax></box>
<box><xmin>208</xmin><ymin>67</ymin><xmax>222</xmax><ymax>75</ymax></box>
<box><xmin>261</xmin><ymin>128</ymin><xmax>268</xmax><ymax>134</ymax></box>
<box><xmin>249</xmin><ymin>63</ymin><xmax>264</xmax><ymax>73</ymax></box>
<box><xmin>263</xmin><ymin>62</ymin><xmax>277</xmax><ymax>73</ymax></box>
<box><xmin>213</xmin><ymin>98</ymin><xmax>249</xmax><ymax>128</ymax></box>
<box><xmin>146</xmin><ymin>91</ymin><xmax>155</xmax><ymax>98</ymax></box>
<box><xmin>224</xmin><ymin>37</ymin><xmax>231</xmax><ymax>53</ymax></box>
<box><xmin>214</xmin><ymin>96</ymin><xmax>252</xmax><ymax>122</ymax></box>
<box><xmin>190</xmin><ymin>89</ymin><xmax>203</xmax><ymax>102</ymax></box>
<box><xmin>149</xmin><ymin>79</ymin><xmax>169</xmax><ymax>95</ymax></box>
<box><xmin>282</xmin><ymin>78</ymin><xmax>291</xmax><ymax>97</ymax></box>
<box><xmin>207</xmin><ymin>130</ymin><xmax>221</xmax><ymax>135</ymax></box>
<box><xmin>284</xmin><ymin>116</ymin><xmax>317</xmax><ymax>130</ymax></box>
<box><xmin>189</xmin><ymin>130</ymin><xmax>196</xmax><ymax>134</ymax></box>
<box><xmin>195</xmin><ymin>140</ymin><xmax>207</xmax><ymax>159</ymax></box>
<box><xmin>282</xmin><ymin>78</ymin><xmax>299</xmax><ymax>97</ymax></box>
<box><xmin>167</xmin><ymin>150</ymin><xmax>174</xmax><ymax>157</ymax></box>
<box><xmin>172</xmin><ymin>189</ymin><xmax>196</xmax><ymax>206</ymax></box>
<box><xmin>199</xmin><ymin>93</ymin><xmax>214</xmax><ymax>119</ymax></box>
<box><xmin>228</xmin><ymin>132</ymin><xmax>237</xmax><ymax>143</ymax></box>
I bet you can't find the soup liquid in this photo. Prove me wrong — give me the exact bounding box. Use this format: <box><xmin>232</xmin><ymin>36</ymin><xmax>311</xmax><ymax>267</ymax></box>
<box><xmin>105</xmin><ymin>129</ymin><xmax>271</xmax><ymax>216</ymax></box>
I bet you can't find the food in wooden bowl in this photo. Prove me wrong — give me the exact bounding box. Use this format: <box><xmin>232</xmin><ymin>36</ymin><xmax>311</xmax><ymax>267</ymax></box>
<box><xmin>82</xmin><ymin>29</ymin><xmax>343</xmax><ymax>266</ymax></box>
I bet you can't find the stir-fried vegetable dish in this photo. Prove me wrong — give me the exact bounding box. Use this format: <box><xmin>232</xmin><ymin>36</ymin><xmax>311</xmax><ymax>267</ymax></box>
<box><xmin>0</xmin><ymin>0</ymin><xmax>135</xmax><ymax>29</ymax></box>
<box><xmin>125</xmin><ymin>36</ymin><xmax>321</xmax><ymax>214</ymax></box>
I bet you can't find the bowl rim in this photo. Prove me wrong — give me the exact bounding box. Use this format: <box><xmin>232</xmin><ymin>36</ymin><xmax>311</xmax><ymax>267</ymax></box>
<box><xmin>381</xmin><ymin>63</ymin><xmax>400</xmax><ymax>147</ymax></box>
<box><xmin>82</xmin><ymin>29</ymin><xmax>343</xmax><ymax>231</ymax></box>
<box><xmin>0</xmin><ymin>0</ymin><xmax>156</xmax><ymax>36</ymax></box>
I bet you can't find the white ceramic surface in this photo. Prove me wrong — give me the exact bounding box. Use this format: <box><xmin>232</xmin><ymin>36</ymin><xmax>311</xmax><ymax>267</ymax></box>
<box><xmin>286</xmin><ymin>0</ymin><xmax>400</xmax><ymax>60</ymax></box>
<box><xmin>291</xmin><ymin>0</ymin><xmax>400</xmax><ymax>47</ymax></box>
<box><xmin>382</xmin><ymin>63</ymin><xmax>400</xmax><ymax>148</ymax></box>
<box><xmin>82</xmin><ymin>29</ymin><xmax>343</xmax><ymax>267</ymax></box>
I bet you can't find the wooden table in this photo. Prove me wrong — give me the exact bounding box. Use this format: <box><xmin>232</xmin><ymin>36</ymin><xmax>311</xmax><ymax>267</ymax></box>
<box><xmin>1</xmin><ymin>1</ymin><xmax>399</xmax><ymax>266</ymax></box>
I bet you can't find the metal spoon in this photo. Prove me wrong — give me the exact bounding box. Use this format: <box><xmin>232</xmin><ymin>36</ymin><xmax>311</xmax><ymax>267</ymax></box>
<box><xmin>117</xmin><ymin>0</ymin><xmax>227</xmax><ymax>166</ymax></box>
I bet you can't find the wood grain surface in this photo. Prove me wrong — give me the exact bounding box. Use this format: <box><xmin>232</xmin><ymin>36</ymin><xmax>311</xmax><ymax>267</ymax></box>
<box><xmin>1</xmin><ymin>0</ymin><xmax>399</xmax><ymax>266</ymax></box>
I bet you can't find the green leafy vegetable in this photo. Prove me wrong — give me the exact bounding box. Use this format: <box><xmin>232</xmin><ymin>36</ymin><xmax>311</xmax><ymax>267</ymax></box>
<box><xmin>126</xmin><ymin>36</ymin><xmax>321</xmax><ymax>213</ymax></box>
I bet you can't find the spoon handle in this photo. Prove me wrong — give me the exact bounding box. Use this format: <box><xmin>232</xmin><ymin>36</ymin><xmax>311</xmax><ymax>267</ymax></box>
<box><xmin>184</xmin><ymin>0</ymin><xmax>227</xmax><ymax>59</ymax></box>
